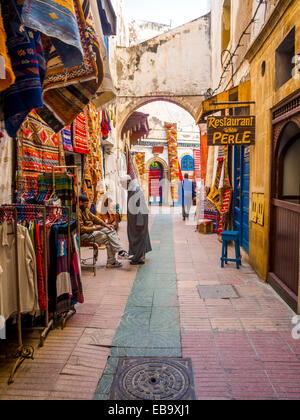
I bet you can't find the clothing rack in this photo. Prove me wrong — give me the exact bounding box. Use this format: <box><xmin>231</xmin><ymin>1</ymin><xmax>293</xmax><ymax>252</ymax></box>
<box><xmin>0</xmin><ymin>204</ymin><xmax>76</xmax><ymax>384</ymax></box>
<box><xmin>0</xmin><ymin>206</ymin><xmax>35</xmax><ymax>384</ymax></box>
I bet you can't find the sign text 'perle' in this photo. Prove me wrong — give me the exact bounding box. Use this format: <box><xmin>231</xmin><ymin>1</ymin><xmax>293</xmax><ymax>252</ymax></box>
<box><xmin>207</xmin><ymin>116</ymin><xmax>256</xmax><ymax>146</ymax></box>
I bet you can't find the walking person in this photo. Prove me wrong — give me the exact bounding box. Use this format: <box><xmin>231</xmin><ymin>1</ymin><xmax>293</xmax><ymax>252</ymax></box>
<box><xmin>123</xmin><ymin>176</ymin><xmax>152</xmax><ymax>266</ymax></box>
<box><xmin>79</xmin><ymin>195</ymin><xmax>132</xmax><ymax>269</ymax></box>
<box><xmin>178</xmin><ymin>174</ymin><xmax>194</xmax><ymax>221</ymax></box>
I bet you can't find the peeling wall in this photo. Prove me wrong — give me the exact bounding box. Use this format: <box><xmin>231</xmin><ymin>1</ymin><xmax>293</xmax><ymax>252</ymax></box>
<box><xmin>111</xmin><ymin>15</ymin><xmax>211</xmax><ymax>98</ymax></box>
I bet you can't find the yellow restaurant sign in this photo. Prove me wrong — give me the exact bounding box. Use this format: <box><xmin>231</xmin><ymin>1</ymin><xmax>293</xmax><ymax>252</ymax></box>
<box><xmin>207</xmin><ymin>116</ymin><xmax>256</xmax><ymax>146</ymax></box>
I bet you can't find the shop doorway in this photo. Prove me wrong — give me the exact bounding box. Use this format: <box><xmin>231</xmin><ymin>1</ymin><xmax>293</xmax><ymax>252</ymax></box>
<box><xmin>234</xmin><ymin>146</ymin><xmax>250</xmax><ymax>253</ymax></box>
<box><xmin>269</xmin><ymin>120</ymin><xmax>300</xmax><ymax>311</ymax></box>
<box><xmin>149</xmin><ymin>161</ymin><xmax>163</xmax><ymax>206</ymax></box>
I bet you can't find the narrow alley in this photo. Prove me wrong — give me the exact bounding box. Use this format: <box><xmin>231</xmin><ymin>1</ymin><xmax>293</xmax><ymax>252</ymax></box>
<box><xmin>1</xmin><ymin>210</ymin><xmax>299</xmax><ymax>400</ymax></box>
<box><xmin>0</xmin><ymin>0</ymin><xmax>299</xmax><ymax>405</ymax></box>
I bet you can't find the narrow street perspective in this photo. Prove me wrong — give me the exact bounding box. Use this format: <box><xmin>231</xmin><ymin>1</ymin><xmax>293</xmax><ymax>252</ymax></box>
<box><xmin>0</xmin><ymin>0</ymin><xmax>299</xmax><ymax>405</ymax></box>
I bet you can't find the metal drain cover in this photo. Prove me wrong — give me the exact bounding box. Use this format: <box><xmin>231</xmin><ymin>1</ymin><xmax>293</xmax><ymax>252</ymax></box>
<box><xmin>197</xmin><ymin>285</ymin><xmax>239</xmax><ymax>299</ymax></box>
<box><xmin>110</xmin><ymin>358</ymin><xmax>196</xmax><ymax>400</ymax></box>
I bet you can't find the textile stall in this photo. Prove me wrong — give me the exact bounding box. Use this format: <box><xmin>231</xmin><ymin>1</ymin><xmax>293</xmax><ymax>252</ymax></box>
<box><xmin>0</xmin><ymin>0</ymin><xmax>117</xmax><ymax>385</ymax></box>
<box><xmin>0</xmin><ymin>204</ymin><xmax>83</xmax><ymax>383</ymax></box>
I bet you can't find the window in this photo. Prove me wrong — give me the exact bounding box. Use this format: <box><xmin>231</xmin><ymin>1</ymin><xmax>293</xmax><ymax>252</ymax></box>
<box><xmin>181</xmin><ymin>156</ymin><xmax>194</xmax><ymax>171</ymax></box>
<box><xmin>276</xmin><ymin>27</ymin><xmax>295</xmax><ymax>90</ymax></box>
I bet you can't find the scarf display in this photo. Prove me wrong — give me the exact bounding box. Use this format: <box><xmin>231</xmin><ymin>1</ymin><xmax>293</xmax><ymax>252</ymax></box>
<box><xmin>20</xmin><ymin>0</ymin><xmax>83</xmax><ymax>68</ymax></box>
<box><xmin>72</xmin><ymin>110</ymin><xmax>89</xmax><ymax>155</ymax></box>
<box><xmin>1</xmin><ymin>0</ymin><xmax>46</xmax><ymax>138</ymax></box>
<box><xmin>0</xmin><ymin>3</ymin><xmax>15</xmax><ymax>92</ymax></box>
<box><xmin>165</xmin><ymin>122</ymin><xmax>180</xmax><ymax>201</ymax></box>
<box><xmin>36</xmin><ymin>0</ymin><xmax>104</xmax><ymax>133</ymax></box>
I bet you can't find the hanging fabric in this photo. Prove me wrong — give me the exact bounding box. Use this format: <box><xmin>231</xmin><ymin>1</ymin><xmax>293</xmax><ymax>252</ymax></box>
<box><xmin>35</xmin><ymin>0</ymin><xmax>104</xmax><ymax>133</ymax></box>
<box><xmin>19</xmin><ymin>0</ymin><xmax>83</xmax><ymax>68</ymax></box>
<box><xmin>165</xmin><ymin>122</ymin><xmax>180</xmax><ymax>201</ymax></box>
<box><xmin>72</xmin><ymin>110</ymin><xmax>90</xmax><ymax>155</ymax></box>
<box><xmin>1</xmin><ymin>0</ymin><xmax>46</xmax><ymax>138</ymax></box>
<box><xmin>61</xmin><ymin>126</ymin><xmax>73</xmax><ymax>152</ymax></box>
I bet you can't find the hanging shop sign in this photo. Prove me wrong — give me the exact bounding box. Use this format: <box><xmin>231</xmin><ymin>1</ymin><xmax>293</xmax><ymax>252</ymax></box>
<box><xmin>207</xmin><ymin>116</ymin><xmax>256</xmax><ymax>146</ymax></box>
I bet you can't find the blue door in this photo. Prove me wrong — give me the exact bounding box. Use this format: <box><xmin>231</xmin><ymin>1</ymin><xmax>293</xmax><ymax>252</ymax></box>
<box><xmin>234</xmin><ymin>146</ymin><xmax>250</xmax><ymax>253</ymax></box>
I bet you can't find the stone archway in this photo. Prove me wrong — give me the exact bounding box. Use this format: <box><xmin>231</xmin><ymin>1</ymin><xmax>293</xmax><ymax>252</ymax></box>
<box><xmin>145</xmin><ymin>156</ymin><xmax>171</xmax><ymax>206</ymax></box>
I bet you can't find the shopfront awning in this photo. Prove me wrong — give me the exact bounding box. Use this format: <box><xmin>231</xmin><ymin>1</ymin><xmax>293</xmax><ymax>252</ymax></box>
<box><xmin>97</xmin><ymin>0</ymin><xmax>117</xmax><ymax>36</ymax></box>
<box><xmin>196</xmin><ymin>80</ymin><xmax>252</xmax><ymax>123</ymax></box>
<box><xmin>122</xmin><ymin>112</ymin><xmax>151</xmax><ymax>145</ymax></box>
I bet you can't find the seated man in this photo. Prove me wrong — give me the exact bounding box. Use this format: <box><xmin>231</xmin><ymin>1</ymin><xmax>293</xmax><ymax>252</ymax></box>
<box><xmin>98</xmin><ymin>196</ymin><xmax>120</xmax><ymax>231</ymax></box>
<box><xmin>79</xmin><ymin>195</ymin><xmax>131</xmax><ymax>269</ymax></box>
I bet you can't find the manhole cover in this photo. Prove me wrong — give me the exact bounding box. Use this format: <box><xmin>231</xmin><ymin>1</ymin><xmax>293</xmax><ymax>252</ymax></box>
<box><xmin>197</xmin><ymin>285</ymin><xmax>239</xmax><ymax>299</ymax></box>
<box><xmin>110</xmin><ymin>358</ymin><xmax>195</xmax><ymax>400</ymax></box>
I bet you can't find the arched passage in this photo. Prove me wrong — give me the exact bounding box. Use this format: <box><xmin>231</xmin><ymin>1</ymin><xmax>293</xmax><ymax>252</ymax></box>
<box><xmin>146</xmin><ymin>156</ymin><xmax>170</xmax><ymax>206</ymax></box>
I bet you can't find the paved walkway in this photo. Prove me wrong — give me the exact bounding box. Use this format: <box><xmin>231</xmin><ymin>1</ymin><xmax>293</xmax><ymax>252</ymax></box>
<box><xmin>0</xmin><ymin>210</ymin><xmax>299</xmax><ymax>400</ymax></box>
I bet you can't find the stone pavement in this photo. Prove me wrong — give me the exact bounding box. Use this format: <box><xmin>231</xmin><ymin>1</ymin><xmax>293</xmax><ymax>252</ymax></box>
<box><xmin>0</xmin><ymin>210</ymin><xmax>299</xmax><ymax>400</ymax></box>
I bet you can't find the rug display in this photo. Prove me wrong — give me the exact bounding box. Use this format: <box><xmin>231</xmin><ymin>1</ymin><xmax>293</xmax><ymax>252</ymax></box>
<box><xmin>165</xmin><ymin>122</ymin><xmax>180</xmax><ymax>201</ymax></box>
<box><xmin>0</xmin><ymin>3</ymin><xmax>15</xmax><ymax>92</ymax></box>
<box><xmin>1</xmin><ymin>0</ymin><xmax>46</xmax><ymax>138</ymax></box>
<box><xmin>72</xmin><ymin>110</ymin><xmax>89</xmax><ymax>155</ymax></box>
<box><xmin>36</xmin><ymin>0</ymin><xmax>104</xmax><ymax>133</ymax></box>
<box><xmin>16</xmin><ymin>111</ymin><xmax>64</xmax><ymax>184</ymax></box>
<box><xmin>20</xmin><ymin>0</ymin><xmax>83</xmax><ymax>68</ymax></box>
<box><xmin>207</xmin><ymin>158</ymin><xmax>223</xmax><ymax>214</ymax></box>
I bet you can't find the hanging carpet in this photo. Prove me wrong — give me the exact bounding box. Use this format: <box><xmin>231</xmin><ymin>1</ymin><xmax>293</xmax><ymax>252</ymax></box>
<box><xmin>72</xmin><ymin>110</ymin><xmax>89</xmax><ymax>155</ymax></box>
<box><xmin>36</xmin><ymin>0</ymin><xmax>104</xmax><ymax>133</ymax></box>
<box><xmin>1</xmin><ymin>0</ymin><xmax>46</xmax><ymax>138</ymax></box>
<box><xmin>165</xmin><ymin>122</ymin><xmax>180</xmax><ymax>201</ymax></box>
<box><xmin>20</xmin><ymin>0</ymin><xmax>83</xmax><ymax>68</ymax></box>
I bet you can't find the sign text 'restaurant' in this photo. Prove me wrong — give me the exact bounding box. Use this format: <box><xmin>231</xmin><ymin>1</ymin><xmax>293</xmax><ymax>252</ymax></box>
<box><xmin>207</xmin><ymin>116</ymin><xmax>255</xmax><ymax>146</ymax></box>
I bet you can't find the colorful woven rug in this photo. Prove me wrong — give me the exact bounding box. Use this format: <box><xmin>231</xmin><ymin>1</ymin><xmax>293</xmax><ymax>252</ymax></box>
<box><xmin>207</xmin><ymin>158</ymin><xmax>223</xmax><ymax>213</ymax></box>
<box><xmin>72</xmin><ymin>110</ymin><xmax>90</xmax><ymax>155</ymax></box>
<box><xmin>36</xmin><ymin>0</ymin><xmax>104</xmax><ymax>133</ymax></box>
<box><xmin>1</xmin><ymin>1</ymin><xmax>45</xmax><ymax>138</ymax></box>
<box><xmin>204</xmin><ymin>199</ymin><xmax>220</xmax><ymax>233</ymax></box>
<box><xmin>20</xmin><ymin>0</ymin><xmax>83</xmax><ymax>68</ymax></box>
<box><xmin>134</xmin><ymin>152</ymin><xmax>146</xmax><ymax>179</ymax></box>
<box><xmin>61</xmin><ymin>126</ymin><xmax>73</xmax><ymax>152</ymax></box>
<box><xmin>165</xmin><ymin>122</ymin><xmax>180</xmax><ymax>201</ymax></box>
<box><xmin>16</xmin><ymin>111</ymin><xmax>64</xmax><ymax>183</ymax></box>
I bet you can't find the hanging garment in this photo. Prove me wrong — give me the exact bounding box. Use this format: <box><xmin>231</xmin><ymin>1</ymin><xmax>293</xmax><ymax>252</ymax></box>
<box><xmin>0</xmin><ymin>131</ymin><xmax>13</xmax><ymax>205</ymax></box>
<box><xmin>35</xmin><ymin>222</ymin><xmax>47</xmax><ymax>311</ymax></box>
<box><xmin>0</xmin><ymin>3</ymin><xmax>15</xmax><ymax>92</ymax></box>
<box><xmin>70</xmin><ymin>222</ymin><xmax>84</xmax><ymax>305</ymax></box>
<box><xmin>101</xmin><ymin>109</ymin><xmax>111</xmax><ymax>140</ymax></box>
<box><xmin>20</xmin><ymin>0</ymin><xmax>83</xmax><ymax>68</ymax></box>
<box><xmin>1</xmin><ymin>0</ymin><xmax>46</xmax><ymax>138</ymax></box>
<box><xmin>200</xmin><ymin>134</ymin><xmax>209</xmax><ymax>182</ymax></box>
<box><xmin>0</xmin><ymin>221</ymin><xmax>39</xmax><ymax>320</ymax></box>
<box><xmin>36</xmin><ymin>0</ymin><xmax>104</xmax><ymax>133</ymax></box>
<box><xmin>48</xmin><ymin>223</ymin><xmax>72</xmax><ymax>314</ymax></box>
